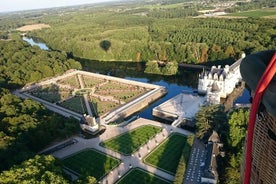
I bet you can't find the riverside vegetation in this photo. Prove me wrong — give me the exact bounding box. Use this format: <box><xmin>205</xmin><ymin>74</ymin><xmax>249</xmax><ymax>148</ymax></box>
<box><xmin>0</xmin><ymin>0</ymin><xmax>275</xmax><ymax>183</ymax></box>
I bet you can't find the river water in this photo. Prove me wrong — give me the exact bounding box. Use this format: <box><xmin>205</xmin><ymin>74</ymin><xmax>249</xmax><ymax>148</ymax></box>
<box><xmin>23</xmin><ymin>37</ymin><xmax>49</xmax><ymax>50</ymax></box>
<box><xmin>23</xmin><ymin>37</ymin><xmax>250</xmax><ymax>120</ymax></box>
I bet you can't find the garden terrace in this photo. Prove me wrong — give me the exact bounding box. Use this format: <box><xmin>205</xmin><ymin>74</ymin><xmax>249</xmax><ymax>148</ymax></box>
<box><xmin>90</xmin><ymin>96</ymin><xmax>118</xmax><ymax>116</ymax></box>
<box><xmin>144</xmin><ymin>133</ymin><xmax>189</xmax><ymax>175</ymax></box>
<box><xmin>62</xmin><ymin>149</ymin><xmax>120</xmax><ymax>180</ymax></box>
<box><xmin>21</xmin><ymin>70</ymin><xmax>165</xmax><ymax>123</ymax></box>
<box><xmin>116</xmin><ymin>168</ymin><xmax>171</xmax><ymax>184</ymax></box>
<box><xmin>94</xmin><ymin>81</ymin><xmax>149</xmax><ymax>103</ymax></box>
<box><xmin>100</xmin><ymin>125</ymin><xmax>162</xmax><ymax>155</ymax></box>
<box><xmin>83</xmin><ymin>75</ymin><xmax>105</xmax><ymax>88</ymax></box>
<box><xmin>57</xmin><ymin>75</ymin><xmax>80</xmax><ymax>88</ymax></box>
<box><xmin>59</xmin><ymin>96</ymin><xmax>87</xmax><ymax>114</ymax></box>
<box><xmin>30</xmin><ymin>84</ymin><xmax>72</xmax><ymax>103</ymax></box>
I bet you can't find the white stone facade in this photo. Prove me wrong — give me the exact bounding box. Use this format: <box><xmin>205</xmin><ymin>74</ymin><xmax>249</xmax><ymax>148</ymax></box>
<box><xmin>198</xmin><ymin>57</ymin><xmax>244</xmax><ymax>104</ymax></box>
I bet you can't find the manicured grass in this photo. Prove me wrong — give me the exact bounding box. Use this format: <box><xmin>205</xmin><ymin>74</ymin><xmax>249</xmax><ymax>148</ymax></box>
<box><xmin>116</xmin><ymin>168</ymin><xmax>171</xmax><ymax>184</ymax></box>
<box><xmin>144</xmin><ymin>133</ymin><xmax>188</xmax><ymax>175</ymax></box>
<box><xmin>59</xmin><ymin>96</ymin><xmax>86</xmax><ymax>114</ymax></box>
<box><xmin>90</xmin><ymin>97</ymin><xmax>117</xmax><ymax>116</ymax></box>
<box><xmin>31</xmin><ymin>84</ymin><xmax>71</xmax><ymax>103</ymax></box>
<box><xmin>62</xmin><ymin>149</ymin><xmax>120</xmax><ymax>180</ymax></box>
<box><xmin>226</xmin><ymin>9</ymin><xmax>276</xmax><ymax>18</ymax></box>
<box><xmin>83</xmin><ymin>75</ymin><xmax>104</xmax><ymax>87</ymax></box>
<box><xmin>101</xmin><ymin>125</ymin><xmax>162</xmax><ymax>155</ymax></box>
<box><xmin>57</xmin><ymin>75</ymin><xmax>80</xmax><ymax>88</ymax></box>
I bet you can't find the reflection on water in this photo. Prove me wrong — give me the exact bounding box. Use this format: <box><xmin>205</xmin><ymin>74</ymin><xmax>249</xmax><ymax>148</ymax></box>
<box><xmin>22</xmin><ymin>37</ymin><xmax>49</xmax><ymax>50</ymax></box>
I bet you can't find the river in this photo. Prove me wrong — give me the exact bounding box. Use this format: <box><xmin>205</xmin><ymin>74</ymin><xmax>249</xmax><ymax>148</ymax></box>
<box><xmin>22</xmin><ymin>37</ymin><xmax>49</xmax><ymax>50</ymax></box>
<box><xmin>22</xmin><ymin>37</ymin><xmax>250</xmax><ymax>120</ymax></box>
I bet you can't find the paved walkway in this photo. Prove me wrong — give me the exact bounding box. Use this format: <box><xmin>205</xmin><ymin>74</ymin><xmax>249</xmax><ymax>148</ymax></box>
<box><xmin>52</xmin><ymin>118</ymin><xmax>193</xmax><ymax>183</ymax></box>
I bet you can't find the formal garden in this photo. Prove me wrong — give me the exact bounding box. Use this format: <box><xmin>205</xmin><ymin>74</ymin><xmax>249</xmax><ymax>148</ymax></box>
<box><xmin>57</xmin><ymin>75</ymin><xmax>80</xmax><ymax>88</ymax></box>
<box><xmin>62</xmin><ymin>149</ymin><xmax>120</xmax><ymax>180</ymax></box>
<box><xmin>28</xmin><ymin>73</ymin><xmax>153</xmax><ymax>117</ymax></box>
<box><xmin>100</xmin><ymin>125</ymin><xmax>162</xmax><ymax>155</ymax></box>
<box><xmin>144</xmin><ymin>133</ymin><xmax>190</xmax><ymax>175</ymax></box>
<box><xmin>116</xmin><ymin>168</ymin><xmax>171</xmax><ymax>184</ymax></box>
<box><xmin>59</xmin><ymin>96</ymin><xmax>87</xmax><ymax>114</ymax></box>
<box><xmin>30</xmin><ymin>84</ymin><xmax>72</xmax><ymax>103</ymax></box>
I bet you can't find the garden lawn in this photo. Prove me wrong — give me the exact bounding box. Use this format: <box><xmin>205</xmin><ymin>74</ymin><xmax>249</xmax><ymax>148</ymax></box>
<box><xmin>116</xmin><ymin>168</ymin><xmax>171</xmax><ymax>184</ymax></box>
<box><xmin>60</xmin><ymin>96</ymin><xmax>86</xmax><ymax>114</ymax></box>
<box><xmin>101</xmin><ymin>125</ymin><xmax>162</xmax><ymax>155</ymax></box>
<box><xmin>144</xmin><ymin>133</ymin><xmax>187</xmax><ymax>175</ymax></box>
<box><xmin>62</xmin><ymin>149</ymin><xmax>120</xmax><ymax>180</ymax></box>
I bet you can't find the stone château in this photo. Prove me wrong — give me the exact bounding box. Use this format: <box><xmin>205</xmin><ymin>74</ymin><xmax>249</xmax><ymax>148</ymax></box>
<box><xmin>198</xmin><ymin>55</ymin><xmax>245</xmax><ymax>104</ymax></box>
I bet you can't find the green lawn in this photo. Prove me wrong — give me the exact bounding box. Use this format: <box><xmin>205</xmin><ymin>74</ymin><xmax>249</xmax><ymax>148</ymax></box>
<box><xmin>144</xmin><ymin>133</ymin><xmax>188</xmax><ymax>175</ymax></box>
<box><xmin>59</xmin><ymin>96</ymin><xmax>86</xmax><ymax>114</ymax></box>
<box><xmin>226</xmin><ymin>9</ymin><xmax>276</xmax><ymax>18</ymax></box>
<box><xmin>101</xmin><ymin>125</ymin><xmax>162</xmax><ymax>155</ymax></box>
<box><xmin>57</xmin><ymin>75</ymin><xmax>80</xmax><ymax>88</ymax></box>
<box><xmin>62</xmin><ymin>149</ymin><xmax>120</xmax><ymax>180</ymax></box>
<box><xmin>116</xmin><ymin>168</ymin><xmax>171</xmax><ymax>184</ymax></box>
<box><xmin>31</xmin><ymin>84</ymin><xmax>71</xmax><ymax>103</ymax></box>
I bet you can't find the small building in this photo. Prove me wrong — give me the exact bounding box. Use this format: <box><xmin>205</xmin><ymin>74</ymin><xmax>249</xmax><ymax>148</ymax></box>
<box><xmin>80</xmin><ymin>114</ymin><xmax>100</xmax><ymax>135</ymax></box>
<box><xmin>202</xmin><ymin>131</ymin><xmax>224</xmax><ymax>184</ymax></box>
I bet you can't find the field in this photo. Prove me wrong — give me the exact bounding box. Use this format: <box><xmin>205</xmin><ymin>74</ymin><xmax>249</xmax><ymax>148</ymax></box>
<box><xmin>101</xmin><ymin>125</ymin><xmax>162</xmax><ymax>155</ymax></box>
<box><xmin>144</xmin><ymin>133</ymin><xmax>188</xmax><ymax>175</ymax></box>
<box><xmin>16</xmin><ymin>23</ymin><xmax>50</xmax><ymax>31</ymax></box>
<box><xmin>62</xmin><ymin>149</ymin><xmax>120</xmax><ymax>180</ymax></box>
<box><xmin>226</xmin><ymin>9</ymin><xmax>276</xmax><ymax>18</ymax></box>
<box><xmin>59</xmin><ymin>96</ymin><xmax>86</xmax><ymax>114</ymax></box>
<box><xmin>116</xmin><ymin>168</ymin><xmax>171</xmax><ymax>184</ymax></box>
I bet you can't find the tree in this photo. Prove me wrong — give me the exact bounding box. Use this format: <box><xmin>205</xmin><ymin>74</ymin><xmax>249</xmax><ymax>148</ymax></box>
<box><xmin>0</xmin><ymin>155</ymin><xmax>68</xmax><ymax>184</ymax></box>
<box><xmin>195</xmin><ymin>105</ymin><xmax>227</xmax><ymax>140</ymax></box>
<box><xmin>228</xmin><ymin>108</ymin><xmax>249</xmax><ymax>149</ymax></box>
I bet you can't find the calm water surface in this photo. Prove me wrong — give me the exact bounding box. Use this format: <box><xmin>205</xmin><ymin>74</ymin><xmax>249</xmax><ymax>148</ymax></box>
<box><xmin>23</xmin><ymin>37</ymin><xmax>49</xmax><ymax>50</ymax></box>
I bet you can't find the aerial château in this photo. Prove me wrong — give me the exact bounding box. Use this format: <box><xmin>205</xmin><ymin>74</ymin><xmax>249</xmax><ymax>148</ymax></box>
<box><xmin>198</xmin><ymin>54</ymin><xmax>245</xmax><ymax>104</ymax></box>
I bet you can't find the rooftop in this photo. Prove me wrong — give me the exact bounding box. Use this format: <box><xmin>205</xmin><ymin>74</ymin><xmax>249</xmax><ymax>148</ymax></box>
<box><xmin>153</xmin><ymin>92</ymin><xmax>206</xmax><ymax>121</ymax></box>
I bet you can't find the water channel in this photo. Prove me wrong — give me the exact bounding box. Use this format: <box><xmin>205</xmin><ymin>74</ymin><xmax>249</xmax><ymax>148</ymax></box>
<box><xmin>22</xmin><ymin>37</ymin><xmax>250</xmax><ymax>120</ymax></box>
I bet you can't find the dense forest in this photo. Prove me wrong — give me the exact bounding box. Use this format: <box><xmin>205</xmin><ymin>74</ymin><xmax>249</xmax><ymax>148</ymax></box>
<box><xmin>0</xmin><ymin>36</ymin><xmax>82</xmax><ymax>181</ymax></box>
<box><xmin>28</xmin><ymin>14</ymin><xmax>275</xmax><ymax>66</ymax></box>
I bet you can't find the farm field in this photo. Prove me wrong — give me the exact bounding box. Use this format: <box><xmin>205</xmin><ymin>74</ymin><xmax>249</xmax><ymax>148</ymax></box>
<box><xmin>144</xmin><ymin>133</ymin><xmax>188</xmax><ymax>175</ymax></box>
<box><xmin>226</xmin><ymin>8</ymin><xmax>276</xmax><ymax>18</ymax></box>
<box><xmin>116</xmin><ymin>168</ymin><xmax>171</xmax><ymax>184</ymax></box>
<box><xmin>62</xmin><ymin>149</ymin><xmax>120</xmax><ymax>180</ymax></box>
<box><xmin>101</xmin><ymin>125</ymin><xmax>162</xmax><ymax>155</ymax></box>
